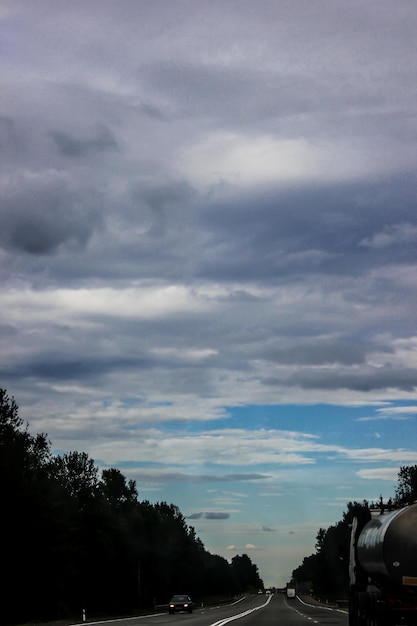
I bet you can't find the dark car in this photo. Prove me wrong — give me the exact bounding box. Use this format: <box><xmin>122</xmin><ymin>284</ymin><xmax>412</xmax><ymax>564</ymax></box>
<box><xmin>168</xmin><ymin>594</ymin><xmax>193</xmax><ymax>614</ymax></box>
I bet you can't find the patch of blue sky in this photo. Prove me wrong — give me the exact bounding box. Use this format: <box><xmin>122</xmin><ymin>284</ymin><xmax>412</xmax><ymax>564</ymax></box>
<box><xmin>204</xmin><ymin>403</ymin><xmax>417</xmax><ymax>450</ymax></box>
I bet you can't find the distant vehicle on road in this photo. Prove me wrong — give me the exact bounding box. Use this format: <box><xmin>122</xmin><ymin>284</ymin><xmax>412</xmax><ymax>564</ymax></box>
<box><xmin>168</xmin><ymin>594</ymin><xmax>193</xmax><ymax>614</ymax></box>
<box><xmin>286</xmin><ymin>587</ymin><xmax>296</xmax><ymax>599</ymax></box>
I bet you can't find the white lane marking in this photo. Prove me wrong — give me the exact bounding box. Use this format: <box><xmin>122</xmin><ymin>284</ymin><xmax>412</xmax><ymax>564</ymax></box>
<box><xmin>70</xmin><ymin>613</ymin><xmax>165</xmax><ymax>625</ymax></box>
<box><xmin>296</xmin><ymin>597</ymin><xmax>333</xmax><ymax>611</ymax></box>
<box><xmin>69</xmin><ymin>595</ymin><xmax>261</xmax><ymax>625</ymax></box>
<box><xmin>296</xmin><ymin>597</ymin><xmax>348</xmax><ymax>614</ymax></box>
<box><xmin>209</xmin><ymin>594</ymin><xmax>272</xmax><ymax>626</ymax></box>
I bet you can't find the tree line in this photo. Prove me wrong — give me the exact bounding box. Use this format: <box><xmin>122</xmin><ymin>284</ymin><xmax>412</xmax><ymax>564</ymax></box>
<box><xmin>291</xmin><ymin>465</ymin><xmax>417</xmax><ymax>598</ymax></box>
<box><xmin>0</xmin><ymin>390</ymin><xmax>263</xmax><ymax>625</ymax></box>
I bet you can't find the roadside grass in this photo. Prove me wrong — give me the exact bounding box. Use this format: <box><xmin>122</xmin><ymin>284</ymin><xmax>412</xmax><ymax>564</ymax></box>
<box><xmin>16</xmin><ymin>594</ymin><xmax>241</xmax><ymax>626</ymax></box>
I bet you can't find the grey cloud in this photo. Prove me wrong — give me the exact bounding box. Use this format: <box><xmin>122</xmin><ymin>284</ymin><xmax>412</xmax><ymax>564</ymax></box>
<box><xmin>0</xmin><ymin>115</ymin><xmax>20</xmax><ymax>160</ymax></box>
<box><xmin>0</xmin><ymin>324</ymin><xmax>18</xmax><ymax>339</ymax></box>
<box><xmin>130</xmin><ymin>472</ymin><xmax>269</xmax><ymax>484</ymax></box>
<box><xmin>204</xmin><ymin>512</ymin><xmax>230</xmax><ymax>520</ymax></box>
<box><xmin>138</xmin><ymin>11</ymin><xmax>414</xmax><ymax>131</ymax></box>
<box><xmin>264</xmin><ymin>366</ymin><xmax>417</xmax><ymax>393</ymax></box>
<box><xmin>359</xmin><ymin>222</ymin><xmax>417</xmax><ymax>250</ymax></box>
<box><xmin>186</xmin><ymin>511</ymin><xmax>230</xmax><ymax>520</ymax></box>
<box><xmin>50</xmin><ymin>125</ymin><xmax>119</xmax><ymax>158</ymax></box>
<box><xmin>262</xmin><ymin>526</ymin><xmax>276</xmax><ymax>532</ymax></box>
<box><xmin>133</xmin><ymin>179</ymin><xmax>196</xmax><ymax>238</ymax></box>
<box><xmin>138</xmin><ymin>180</ymin><xmax>195</xmax><ymax>213</ymax></box>
<box><xmin>196</xmin><ymin>177</ymin><xmax>416</xmax><ymax>284</ymax></box>
<box><xmin>136</xmin><ymin>102</ymin><xmax>172</xmax><ymax>121</ymax></box>
<box><xmin>140</xmin><ymin>61</ymin><xmax>303</xmax><ymax>126</ymax></box>
<box><xmin>186</xmin><ymin>512</ymin><xmax>203</xmax><ymax>520</ymax></box>
<box><xmin>1</xmin><ymin>353</ymin><xmax>157</xmax><ymax>383</ymax></box>
<box><xmin>0</xmin><ymin>170</ymin><xmax>102</xmax><ymax>255</ymax></box>
<box><xmin>0</xmin><ymin>115</ymin><xmax>15</xmax><ymax>135</ymax></box>
<box><xmin>263</xmin><ymin>342</ymin><xmax>368</xmax><ymax>367</ymax></box>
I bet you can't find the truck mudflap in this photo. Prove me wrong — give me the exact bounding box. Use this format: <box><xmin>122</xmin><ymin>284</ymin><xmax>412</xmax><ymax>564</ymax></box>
<box><xmin>349</xmin><ymin>590</ymin><xmax>368</xmax><ymax>626</ymax></box>
<box><xmin>350</xmin><ymin>589</ymin><xmax>417</xmax><ymax>626</ymax></box>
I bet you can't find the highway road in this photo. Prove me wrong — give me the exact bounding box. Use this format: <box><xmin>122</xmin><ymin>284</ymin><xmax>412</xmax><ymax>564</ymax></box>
<box><xmin>81</xmin><ymin>594</ymin><xmax>348</xmax><ymax>626</ymax></box>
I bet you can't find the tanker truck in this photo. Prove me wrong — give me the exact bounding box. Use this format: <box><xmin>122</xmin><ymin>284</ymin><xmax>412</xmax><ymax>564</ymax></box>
<box><xmin>349</xmin><ymin>503</ymin><xmax>417</xmax><ymax>626</ymax></box>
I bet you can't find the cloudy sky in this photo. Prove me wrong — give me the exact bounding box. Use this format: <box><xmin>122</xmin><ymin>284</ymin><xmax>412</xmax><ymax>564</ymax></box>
<box><xmin>1</xmin><ymin>0</ymin><xmax>417</xmax><ymax>587</ymax></box>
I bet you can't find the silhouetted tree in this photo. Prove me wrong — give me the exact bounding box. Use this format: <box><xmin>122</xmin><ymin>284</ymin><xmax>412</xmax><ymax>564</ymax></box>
<box><xmin>395</xmin><ymin>465</ymin><xmax>417</xmax><ymax>505</ymax></box>
<box><xmin>231</xmin><ymin>553</ymin><xmax>263</xmax><ymax>592</ymax></box>
<box><xmin>292</xmin><ymin>485</ymin><xmax>417</xmax><ymax>599</ymax></box>
<box><xmin>101</xmin><ymin>467</ymin><xmax>138</xmax><ymax>511</ymax></box>
<box><xmin>0</xmin><ymin>389</ymin><xmax>265</xmax><ymax>624</ymax></box>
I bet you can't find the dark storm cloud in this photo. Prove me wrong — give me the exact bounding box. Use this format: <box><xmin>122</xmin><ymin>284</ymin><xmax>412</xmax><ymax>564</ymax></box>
<box><xmin>50</xmin><ymin>124</ymin><xmax>119</xmax><ymax>158</ymax></box>
<box><xmin>0</xmin><ymin>170</ymin><xmax>102</xmax><ymax>255</ymax></box>
<box><xmin>195</xmin><ymin>176</ymin><xmax>416</xmax><ymax>283</ymax></box>
<box><xmin>0</xmin><ymin>355</ymin><xmax>152</xmax><ymax>383</ymax></box>
<box><xmin>1</xmin><ymin>345</ymin><xmax>221</xmax><ymax>385</ymax></box>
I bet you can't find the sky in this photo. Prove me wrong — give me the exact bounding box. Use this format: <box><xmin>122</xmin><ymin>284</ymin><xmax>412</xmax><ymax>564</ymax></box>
<box><xmin>1</xmin><ymin>0</ymin><xmax>417</xmax><ymax>588</ymax></box>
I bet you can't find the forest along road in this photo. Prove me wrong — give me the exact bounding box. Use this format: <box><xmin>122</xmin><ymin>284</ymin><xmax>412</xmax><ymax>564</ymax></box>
<box><xmin>76</xmin><ymin>593</ymin><xmax>348</xmax><ymax>626</ymax></box>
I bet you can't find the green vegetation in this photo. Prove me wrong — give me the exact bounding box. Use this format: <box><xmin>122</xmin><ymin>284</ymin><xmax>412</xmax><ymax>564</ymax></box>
<box><xmin>0</xmin><ymin>390</ymin><xmax>263</xmax><ymax>625</ymax></box>
<box><xmin>292</xmin><ymin>466</ymin><xmax>417</xmax><ymax>599</ymax></box>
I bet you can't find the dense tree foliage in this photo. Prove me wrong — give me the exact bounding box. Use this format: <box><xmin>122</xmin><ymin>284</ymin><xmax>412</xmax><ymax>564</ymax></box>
<box><xmin>231</xmin><ymin>553</ymin><xmax>263</xmax><ymax>592</ymax></box>
<box><xmin>394</xmin><ymin>465</ymin><xmax>417</xmax><ymax>505</ymax></box>
<box><xmin>292</xmin><ymin>469</ymin><xmax>417</xmax><ymax>599</ymax></box>
<box><xmin>292</xmin><ymin>501</ymin><xmax>369</xmax><ymax>597</ymax></box>
<box><xmin>0</xmin><ymin>390</ymin><xmax>263</xmax><ymax>625</ymax></box>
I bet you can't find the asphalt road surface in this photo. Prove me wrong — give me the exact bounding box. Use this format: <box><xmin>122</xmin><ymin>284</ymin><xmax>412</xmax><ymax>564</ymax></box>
<box><xmin>79</xmin><ymin>594</ymin><xmax>348</xmax><ymax>626</ymax></box>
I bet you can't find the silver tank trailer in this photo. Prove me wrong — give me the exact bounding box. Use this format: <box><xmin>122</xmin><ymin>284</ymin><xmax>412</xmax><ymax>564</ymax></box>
<box><xmin>357</xmin><ymin>503</ymin><xmax>417</xmax><ymax>588</ymax></box>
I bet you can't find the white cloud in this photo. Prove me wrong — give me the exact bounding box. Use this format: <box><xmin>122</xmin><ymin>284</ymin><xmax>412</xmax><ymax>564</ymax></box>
<box><xmin>378</xmin><ymin>405</ymin><xmax>417</xmax><ymax>416</ymax></box>
<box><xmin>85</xmin><ymin>428</ymin><xmax>322</xmax><ymax>467</ymax></box>
<box><xmin>345</xmin><ymin>448</ymin><xmax>417</xmax><ymax>463</ymax></box>
<box><xmin>356</xmin><ymin>468</ymin><xmax>400</xmax><ymax>481</ymax></box>
<box><xmin>55</xmin><ymin>427</ymin><xmax>417</xmax><ymax>473</ymax></box>
<box><xmin>360</xmin><ymin>223</ymin><xmax>417</xmax><ymax>250</ymax></box>
<box><xmin>357</xmin><ymin>404</ymin><xmax>417</xmax><ymax>421</ymax></box>
<box><xmin>1</xmin><ymin>284</ymin><xmax>213</xmax><ymax>323</ymax></box>
<box><xmin>179</xmin><ymin>132</ymin><xmax>404</xmax><ymax>189</ymax></box>
<box><xmin>151</xmin><ymin>347</ymin><xmax>218</xmax><ymax>361</ymax></box>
